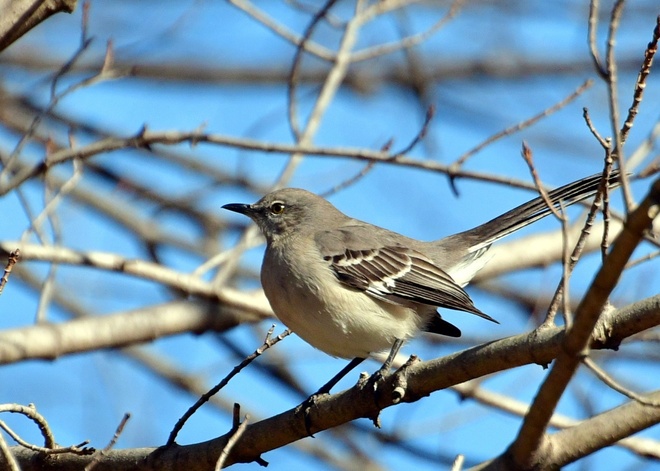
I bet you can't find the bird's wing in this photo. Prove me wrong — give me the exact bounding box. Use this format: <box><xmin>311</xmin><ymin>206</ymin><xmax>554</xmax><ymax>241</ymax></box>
<box><xmin>315</xmin><ymin>228</ymin><xmax>496</xmax><ymax>322</ymax></box>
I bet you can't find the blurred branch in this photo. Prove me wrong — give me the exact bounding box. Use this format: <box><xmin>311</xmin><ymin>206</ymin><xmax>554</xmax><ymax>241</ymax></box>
<box><xmin>451</xmin><ymin>79</ymin><xmax>593</xmax><ymax>170</ymax></box>
<box><xmin>1</xmin><ymin>127</ymin><xmax>633</xmax><ymax>197</ymax></box>
<box><xmin>0</xmin><ymin>241</ymin><xmax>270</xmax><ymax>308</ymax></box>
<box><xmin>548</xmin><ymin>389</ymin><xmax>660</xmax><ymax>466</ymax></box>
<box><xmin>451</xmin><ymin>381</ymin><xmax>660</xmax><ymax>460</ymax></box>
<box><xmin>228</xmin><ymin>0</ymin><xmax>335</xmax><ymax>61</ymax></box>
<box><xmin>0</xmin><ymin>299</ymin><xmax>267</xmax><ymax>365</ymax></box>
<box><xmin>0</xmin><ymin>54</ymin><xmax>647</xmax><ymax>89</ymax></box>
<box><xmin>582</xmin><ymin>356</ymin><xmax>660</xmax><ymax>406</ymax></box>
<box><xmin>350</xmin><ymin>0</ymin><xmax>464</xmax><ymax>62</ymax></box>
<box><xmin>0</xmin><ymin>0</ymin><xmax>77</xmax><ymax>53</ymax></box>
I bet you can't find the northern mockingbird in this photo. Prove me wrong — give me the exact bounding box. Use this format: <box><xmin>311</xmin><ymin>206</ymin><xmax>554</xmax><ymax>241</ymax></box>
<box><xmin>223</xmin><ymin>172</ymin><xmax>618</xmax><ymax>392</ymax></box>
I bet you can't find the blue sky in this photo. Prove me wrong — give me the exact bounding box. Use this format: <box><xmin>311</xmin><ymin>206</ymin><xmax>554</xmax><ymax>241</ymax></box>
<box><xmin>0</xmin><ymin>1</ymin><xmax>658</xmax><ymax>470</ymax></box>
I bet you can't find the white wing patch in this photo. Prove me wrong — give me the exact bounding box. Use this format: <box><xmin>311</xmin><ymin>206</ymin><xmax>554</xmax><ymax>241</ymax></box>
<box><xmin>324</xmin><ymin>245</ymin><xmax>495</xmax><ymax>320</ymax></box>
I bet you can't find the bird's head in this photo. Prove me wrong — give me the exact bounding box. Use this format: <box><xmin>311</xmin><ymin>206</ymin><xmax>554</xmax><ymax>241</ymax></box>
<box><xmin>223</xmin><ymin>188</ymin><xmax>344</xmax><ymax>242</ymax></box>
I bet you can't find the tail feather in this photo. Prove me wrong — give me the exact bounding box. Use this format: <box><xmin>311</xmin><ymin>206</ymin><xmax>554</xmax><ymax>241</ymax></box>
<box><xmin>465</xmin><ymin>170</ymin><xmax>621</xmax><ymax>253</ymax></box>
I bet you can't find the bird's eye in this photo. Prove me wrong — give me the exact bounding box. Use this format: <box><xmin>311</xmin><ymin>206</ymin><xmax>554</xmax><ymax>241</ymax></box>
<box><xmin>270</xmin><ymin>202</ymin><xmax>285</xmax><ymax>215</ymax></box>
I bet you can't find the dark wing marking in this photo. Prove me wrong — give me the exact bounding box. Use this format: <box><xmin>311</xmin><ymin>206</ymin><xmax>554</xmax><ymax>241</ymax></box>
<box><xmin>324</xmin><ymin>244</ymin><xmax>497</xmax><ymax>323</ymax></box>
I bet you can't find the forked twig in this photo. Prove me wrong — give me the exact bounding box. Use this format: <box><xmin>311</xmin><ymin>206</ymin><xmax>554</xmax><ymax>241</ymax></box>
<box><xmin>166</xmin><ymin>327</ymin><xmax>291</xmax><ymax>446</ymax></box>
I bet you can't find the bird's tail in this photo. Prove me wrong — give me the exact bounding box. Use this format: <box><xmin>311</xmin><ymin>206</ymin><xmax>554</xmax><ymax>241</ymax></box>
<box><xmin>462</xmin><ymin>170</ymin><xmax>621</xmax><ymax>253</ymax></box>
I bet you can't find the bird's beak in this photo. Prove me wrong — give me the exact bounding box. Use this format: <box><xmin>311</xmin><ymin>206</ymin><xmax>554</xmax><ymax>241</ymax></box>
<box><xmin>222</xmin><ymin>203</ymin><xmax>253</xmax><ymax>215</ymax></box>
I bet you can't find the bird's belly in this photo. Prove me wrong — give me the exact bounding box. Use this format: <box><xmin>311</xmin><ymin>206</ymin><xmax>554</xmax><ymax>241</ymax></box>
<box><xmin>263</xmin><ymin>269</ymin><xmax>422</xmax><ymax>359</ymax></box>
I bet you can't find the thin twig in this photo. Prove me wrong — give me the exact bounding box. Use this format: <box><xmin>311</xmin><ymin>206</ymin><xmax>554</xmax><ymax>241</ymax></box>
<box><xmin>543</xmin><ymin>161</ymin><xmax>614</xmax><ymax>325</ymax></box>
<box><xmin>85</xmin><ymin>413</ymin><xmax>131</xmax><ymax>471</ymax></box>
<box><xmin>582</xmin><ymin>357</ymin><xmax>660</xmax><ymax>407</ymax></box>
<box><xmin>320</xmin><ymin>161</ymin><xmax>377</xmax><ymax>198</ymax></box>
<box><xmin>287</xmin><ymin>0</ymin><xmax>339</xmax><ymax>140</ymax></box>
<box><xmin>520</xmin><ymin>143</ymin><xmax>574</xmax><ymax>326</ymax></box>
<box><xmin>605</xmin><ymin>0</ymin><xmax>635</xmax><ymax>211</ymax></box>
<box><xmin>215</xmin><ymin>413</ymin><xmax>250</xmax><ymax>470</ymax></box>
<box><xmin>0</xmin><ymin>249</ymin><xmax>20</xmax><ymax>296</ymax></box>
<box><xmin>587</xmin><ymin>0</ymin><xmax>608</xmax><ymax>78</ymax></box>
<box><xmin>582</xmin><ymin>107</ymin><xmax>610</xmax><ymax>149</ymax></box>
<box><xmin>599</xmin><ymin>156</ymin><xmax>614</xmax><ymax>262</ymax></box>
<box><xmin>0</xmin><ymin>403</ymin><xmax>56</xmax><ymax>449</ymax></box>
<box><xmin>452</xmin><ymin>80</ymin><xmax>592</xmax><ymax>170</ymax></box>
<box><xmin>227</xmin><ymin>0</ymin><xmax>335</xmax><ymax>61</ymax></box>
<box><xmin>520</xmin><ymin>142</ymin><xmax>565</xmax><ymax>221</ymax></box>
<box><xmin>626</xmin><ymin>249</ymin><xmax>660</xmax><ymax>269</ymax></box>
<box><xmin>350</xmin><ymin>0</ymin><xmax>465</xmax><ymax>62</ymax></box>
<box><xmin>558</xmin><ymin>200</ymin><xmax>571</xmax><ymax>326</ymax></box>
<box><xmin>166</xmin><ymin>326</ymin><xmax>291</xmax><ymax>446</ymax></box>
<box><xmin>0</xmin><ymin>419</ymin><xmax>91</xmax><ymax>455</ymax></box>
<box><xmin>620</xmin><ymin>15</ymin><xmax>660</xmax><ymax>145</ymax></box>
<box><xmin>392</xmin><ymin>105</ymin><xmax>435</xmax><ymax>157</ymax></box>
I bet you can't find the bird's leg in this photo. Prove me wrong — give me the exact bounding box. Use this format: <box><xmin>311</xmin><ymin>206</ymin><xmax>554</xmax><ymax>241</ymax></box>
<box><xmin>315</xmin><ymin>357</ymin><xmax>366</xmax><ymax>396</ymax></box>
<box><xmin>296</xmin><ymin>357</ymin><xmax>365</xmax><ymax>437</ymax></box>
<box><xmin>371</xmin><ymin>338</ymin><xmax>404</xmax><ymax>384</ymax></box>
<box><xmin>362</xmin><ymin>339</ymin><xmax>404</xmax><ymax>414</ymax></box>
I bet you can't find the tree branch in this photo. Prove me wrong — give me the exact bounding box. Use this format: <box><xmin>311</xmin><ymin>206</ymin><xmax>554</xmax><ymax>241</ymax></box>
<box><xmin>2</xmin><ymin>294</ymin><xmax>658</xmax><ymax>470</ymax></box>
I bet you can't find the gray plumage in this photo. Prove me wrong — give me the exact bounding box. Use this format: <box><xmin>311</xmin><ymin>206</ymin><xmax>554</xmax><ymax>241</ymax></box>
<box><xmin>223</xmin><ymin>172</ymin><xmax>618</xmax><ymax>359</ymax></box>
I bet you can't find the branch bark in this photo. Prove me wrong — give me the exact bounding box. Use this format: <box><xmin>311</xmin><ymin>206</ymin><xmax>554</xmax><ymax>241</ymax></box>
<box><xmin>2</xmin><ymin>294</ymin><xmax>658</xmax><ymax>470</ymax></box>
<box><xmin>0</xmin><ymin>300</ymin><xmax>266</xmax><ymax>365</ymax></box>
<box><xmin>0</xmin><ymin>0</ymin><xmax>77</xmax><ymax>53</ymax></box>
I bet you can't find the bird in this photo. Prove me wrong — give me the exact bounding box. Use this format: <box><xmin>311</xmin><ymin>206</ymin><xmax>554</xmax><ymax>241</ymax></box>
<box><xmin>222</xmin><ymin>171</ymin><xmax>618</xmax><ymax>393</ymax></box>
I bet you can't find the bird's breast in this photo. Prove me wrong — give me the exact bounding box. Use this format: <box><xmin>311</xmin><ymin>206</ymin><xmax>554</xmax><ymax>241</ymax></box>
<box><xmin>260</xmin><ymin>242</ymin><xmax>424</xmax><ymax>358</ymax></box>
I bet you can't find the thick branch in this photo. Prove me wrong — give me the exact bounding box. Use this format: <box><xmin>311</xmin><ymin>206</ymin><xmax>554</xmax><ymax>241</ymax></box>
<box><xmin>0</xmin><ymin>300</ymin><xmax>266</xmax><ymax>365</ymax></box>
<box><xmin>549</xmin><ymin>390</ymin><xmax>660</xmax><ymax>466</ymax></box>
<box><xmin>0</xmin><ymin>242</ymin><xmax>271</xmax><ymax>317</ymax></box>
<box><xmin>3</xmin><ymin>295</ymin><xmax>658</xmax><ymax>470</ymax></box>
<box><xmin>503</xmin><ymin>176</ymin><xmax>660</xmax><ymax>469</ymax></box>
<box><xmin>0</xmin><ymin>0</ymin><xmax>77</xmax><ymax>53</ymax></box>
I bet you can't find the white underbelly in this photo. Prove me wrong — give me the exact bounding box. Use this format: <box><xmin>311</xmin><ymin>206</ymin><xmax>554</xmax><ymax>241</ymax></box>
<box><xmin>264</xmin><ymin>265</ymin><xmax>423</xmax><ymax>359</ymax></box>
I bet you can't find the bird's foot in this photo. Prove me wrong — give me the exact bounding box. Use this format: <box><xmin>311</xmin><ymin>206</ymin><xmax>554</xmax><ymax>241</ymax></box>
<box><xmin>366</xmin><ymin>338</ymin><xmax>403</xmax><ymax>396</ymax></box>
<box><xmin>368</xmin><ymin>363</ymin><xmax>390</xmax><ymax>390</ymax></box>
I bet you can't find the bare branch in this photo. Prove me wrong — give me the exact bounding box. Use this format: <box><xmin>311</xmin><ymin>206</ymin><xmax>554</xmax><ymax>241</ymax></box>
<box><xmin>3</xmin><ymin>295</ymin><xmax>658</xmax><ymax>469</ymax></box>
<box><xmin>0</xmin><ymin>299</ymin><xmax>267</xmax><ymax>365</ymax></box>
<box><xmin>0</xmin><ymin>249</ymin><xmax>20</xmax><ymax>295</ymax></box>
<box><xmin>505</xmin><ymin>176</ymin><xmax>660</xmax><ymax>469</ymax></box>
<box><xmin>452</xmin><ymin>80</ymin><xmax>592</xmax><ymax>170</ymax></box>
<box><xmin>620</xmin><ymin>15</ymin><xmax>660</xmax><ymax>145</ymax></box>
<box><xmin>167</xmin><ymin>326</ymin><xmax>291</xmax><ymax>446</ymax></box>
<box><xmin>548</xmin><ymin>390</ymin><xmax>660</xmax><ymax>467</ymax></box>
<box><xmin>0</xmin><ymin>0</ymin><xmax>77</xmax><ymax>52</ymax></box>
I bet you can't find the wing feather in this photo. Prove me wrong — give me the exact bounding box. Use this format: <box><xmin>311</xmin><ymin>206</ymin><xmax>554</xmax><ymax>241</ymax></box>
<box><xmin>321</xmin><ymin>237</ymin><xmax>496</xmax><ymax>322</ymax></box>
